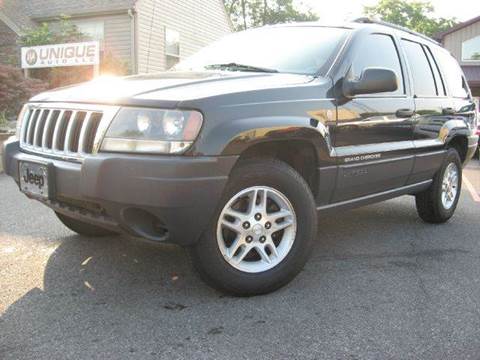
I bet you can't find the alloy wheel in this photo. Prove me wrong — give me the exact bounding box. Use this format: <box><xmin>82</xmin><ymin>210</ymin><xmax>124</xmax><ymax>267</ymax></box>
<box><xmin>216</xmin><ymin>186</ymin><xmax>297</xmax><ymax>273</ymax></box>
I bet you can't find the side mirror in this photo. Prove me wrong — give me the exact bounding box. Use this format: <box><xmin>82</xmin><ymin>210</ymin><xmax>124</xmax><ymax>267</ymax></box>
<box><xmin>343</xmin><ymin>67</ymin><xmax>398</xmax><ymax>97</ymax></box>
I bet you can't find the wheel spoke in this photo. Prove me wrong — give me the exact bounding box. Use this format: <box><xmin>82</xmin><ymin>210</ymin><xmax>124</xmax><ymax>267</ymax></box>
<box><xmin>232</xmin><ymin>244</ymin><xmax>252</xmax><ymax>264</ymax></box>
<box><xmin>224</xmin><ymin>208</ymin><xmax>247</xmax><ymax>222</ymax></box>
<box><xmin>220</xmin><ymin>218</ymin><xmax>242</xmax><ymax>233</ymax></box>
<box><xmin>248</xmin><ymin>188</ymin><xmax>268</xmax><ymax>215</ymax></box>
<box><xmin>255</xmin><ymin>245</ymin><xmax>271</xmax><ymax>264</ymax></box>
<box><xmin>246</xmin><ymin>189</ymin><xmax>258</xmax><ymax>215</ymax></box>
<box><xmin>227</xmin><ymin>236</ymin><xmax>244</xmax><ymax>259</ymax></box>
<box><xmin>265</xmin><ymin>238</ymin><xmax>279</xmax><ymax>258</ymax></box>
<box><xmin>271</xmin><ymin>218</ymin><xmax>294</xmax><ymax>233</ymax></box>
<box><xmin>268</xmin><ymin>208</ymin><xmax>292</xmax><ymax>222</ymax></box>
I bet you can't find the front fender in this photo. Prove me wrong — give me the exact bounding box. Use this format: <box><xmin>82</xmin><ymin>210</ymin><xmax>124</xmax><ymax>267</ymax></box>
<box><xmin>207</xmin><ymin>116</ymin><xmax>334</xmax><ymax>164</ymax></box>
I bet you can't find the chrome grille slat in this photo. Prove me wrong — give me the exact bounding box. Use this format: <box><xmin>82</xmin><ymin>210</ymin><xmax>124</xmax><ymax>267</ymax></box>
<box><xmin>41</xmin><ymin>110</ymin><xmax>56</xmax><ymax>150</ymax></box>
<box><xmin>78</xmin><ymin>112</ymin><xmax>92</xmax><ymax>154</ymax></box>
<box><xmin>19</xmin><ymin>103</ymin><xmax>120</xmax><ymax>161</ymax></box>
<box><xmin>33</xmin><ymin>109</ymin><xmax>47</xmax><ymax>147</ymax></box>
<box><xmin>20</xmin><ymin>109</ymin><xmax>32</xmax><ymax>144</ymax></box>
<box><xmin>52</xmin><ymin>110</ymin><xmax>68</xmax><ymax>151</ymax></box>
<box><xmin>25</xmin><ymin>109</ymin><xmax>39</xmax><ymax>145</ymax></box>
<box><xmin>63</xmin><ymin>110</ymin><xmax>78</xmax><ymax>153</ymax></box>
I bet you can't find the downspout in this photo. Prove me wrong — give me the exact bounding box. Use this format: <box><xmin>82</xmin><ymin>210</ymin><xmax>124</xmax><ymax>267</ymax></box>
<box><xmin>128</xmin><ymin>7</ymin><xmax>138</xmax><ymax>74</ymax></box>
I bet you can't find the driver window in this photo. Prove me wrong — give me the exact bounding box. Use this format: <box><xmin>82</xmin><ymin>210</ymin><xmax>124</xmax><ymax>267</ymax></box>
<box><xmin>352</xmin><ymin>34</ymin><xmax>404</xmax><ymax>96</ymax></box>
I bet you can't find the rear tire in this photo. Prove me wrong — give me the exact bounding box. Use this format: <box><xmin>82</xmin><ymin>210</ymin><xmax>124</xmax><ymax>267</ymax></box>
<box><xmin>55</xmin><ymin>212</ymin><xmax>117</xmax><ymax>237</ymax></box>
<box><xmin>189</xmin><ymin>158</ymin><xmax>317</xmax><ymax>296</ymax></box>
<box><xmin>415</xmin><ymin>148</ymin><xmax>462</xmax><ymax>224</ymax></box>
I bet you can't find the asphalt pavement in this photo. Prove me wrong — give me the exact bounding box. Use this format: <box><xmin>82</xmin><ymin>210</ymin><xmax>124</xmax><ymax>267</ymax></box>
<box><xmin>1</xmin><ymin>160</ymin><xmax>480</xmax><ymax>359</ymax></box>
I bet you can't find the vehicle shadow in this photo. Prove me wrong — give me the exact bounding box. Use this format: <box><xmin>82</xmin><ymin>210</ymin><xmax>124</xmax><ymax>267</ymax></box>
<box><xmin>0</xmin><ymin>196</ymin><xmax>470</xmax><ymax>359</ymax></box>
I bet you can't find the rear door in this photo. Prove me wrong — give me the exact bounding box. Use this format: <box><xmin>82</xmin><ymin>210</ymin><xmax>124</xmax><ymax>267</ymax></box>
<box><xmin>400</xmin><ymin>39</ymin><xmax>451</xmax><ymax>184</ymax></box>
<box><xmin>332</xmin><ymin>32</ymin><xmax>415</xmax><ymax>202</ymax></box>
<box><xmin>431</xmin><ymin>46</ymin><xmax>477</xmax><ymax>140</ymax></box>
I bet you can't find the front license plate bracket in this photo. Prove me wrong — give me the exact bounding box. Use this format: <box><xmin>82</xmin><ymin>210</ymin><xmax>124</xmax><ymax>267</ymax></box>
<box><xmin>18</xmin><ymin>161</ymin><xmax>56</xmax><ymax>200</ymax></box>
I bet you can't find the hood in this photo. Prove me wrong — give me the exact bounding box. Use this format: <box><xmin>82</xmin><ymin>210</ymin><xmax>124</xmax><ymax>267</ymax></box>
<box><xmin>30</xmin><ymin>71</ymin><xmax>315</xmax><ymax>106</ymax></box>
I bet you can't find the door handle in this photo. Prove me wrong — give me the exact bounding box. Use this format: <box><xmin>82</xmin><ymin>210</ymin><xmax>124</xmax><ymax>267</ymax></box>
<box><xmin>442</xmin><ymin>107</ymin><xmax>455</xmax><ymax>115</ymax></box>
<box><xmin>395</xmin><ymin>109</ymin><xmax>414</xmax><ymax>118</ymax></box>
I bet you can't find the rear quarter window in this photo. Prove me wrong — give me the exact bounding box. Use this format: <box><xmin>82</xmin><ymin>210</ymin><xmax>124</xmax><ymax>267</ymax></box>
<box><xmin>432</xmin><ymin>47</ymin><xmax>469</xmax><ymax>98</ymax></box>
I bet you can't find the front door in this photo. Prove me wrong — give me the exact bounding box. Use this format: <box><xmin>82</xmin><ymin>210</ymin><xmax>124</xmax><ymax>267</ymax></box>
<box><xmin>332</xmin><ymin>32</ymin><xmax>415</xmax><ymax>202</ymax></box>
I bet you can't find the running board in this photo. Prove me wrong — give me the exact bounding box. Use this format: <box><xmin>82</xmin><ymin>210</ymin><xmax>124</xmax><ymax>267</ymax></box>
<box><xmin>317</xmin><ymin>180</ymin><xmax>432</xmax><ymax>214</ymax></box>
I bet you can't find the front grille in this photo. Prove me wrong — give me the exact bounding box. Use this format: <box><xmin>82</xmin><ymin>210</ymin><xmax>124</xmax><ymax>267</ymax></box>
<box><xmin>20</xmin><ymin>103</ymin><xmax>120</xmax><ymax>160</ymax></box>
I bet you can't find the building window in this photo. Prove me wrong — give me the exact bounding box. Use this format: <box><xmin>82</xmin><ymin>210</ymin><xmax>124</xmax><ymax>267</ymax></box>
<box><xmin>462</xmin><ymin>35</ymin><xmax>480</xmax><ymax>61</ymax></box>
<box><xmin>165</xmin><ymin>27</ymin><xmax>180</xmax><ymax>69</ymax></box>
<box><xmin>74</xmin><ymin>20</ymin><xmax>105</xmax><ymax>42</ymax></box>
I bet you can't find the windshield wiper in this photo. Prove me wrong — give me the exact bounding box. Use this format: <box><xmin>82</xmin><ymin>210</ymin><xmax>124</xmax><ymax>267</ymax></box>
<box><xmin>205</xmin><ymin>63</ymin><xmax>279</xmax><ymax>73</ymax></box>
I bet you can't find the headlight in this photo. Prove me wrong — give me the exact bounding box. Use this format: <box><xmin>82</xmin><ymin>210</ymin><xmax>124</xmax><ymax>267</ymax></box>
<box><xmin>101</xmin><ymin>107</ymin><xmax>203</xmax><ymax>154</ymax></box>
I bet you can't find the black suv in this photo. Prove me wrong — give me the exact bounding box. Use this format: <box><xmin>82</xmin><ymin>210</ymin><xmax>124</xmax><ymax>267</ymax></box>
<box><xmin>3</xmin><ymin>19</ymin><xmax>478</xmax><ymax>295</ymax></box>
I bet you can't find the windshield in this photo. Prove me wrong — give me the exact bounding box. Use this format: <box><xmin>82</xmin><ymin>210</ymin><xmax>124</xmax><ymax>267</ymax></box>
<box><xmin>175</xmin><ymin>26</ymin><xmax>350</xmax><ymax>75</ymax></box>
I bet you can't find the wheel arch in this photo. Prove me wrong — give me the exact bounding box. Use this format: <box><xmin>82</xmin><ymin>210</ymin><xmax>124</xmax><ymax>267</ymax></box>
<box><xmin>234</xmin><ymin>139</ymin><xmax>321</xmax><ymax>197</ymax></box>
<box><xmin>446</xmin><ymin>134</ymin><xmax>468</xmax><ymax>163</ymax></box>
<box><xmin>440</xmin><ymin>119</ymin><xmax>471</xmax><ymax>164</ymax></box>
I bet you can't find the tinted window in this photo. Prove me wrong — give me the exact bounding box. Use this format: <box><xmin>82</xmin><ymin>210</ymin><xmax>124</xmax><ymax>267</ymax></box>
<box><xmin>424</xmin><ymin>45</ymin><xmax>446</xmax><ymax>96</ymax></box>
<box><xmin>352</xmin><ymin>34</ymin><xmax>404</xmax><ymax>95</ymax></box>
<box><xmin>175</xmin><ymin>27</ymin><xmax>350</xmax><ymax>75</ymax></box>
<box><xmin>432</xmin><ymin>47</ymin><xmax>469</xmax><ymax>98</ymax></box>
<box><xmin>402</xmin><ymin>40</ymin><xmax>436</xmax><ymax>96</ymax></box>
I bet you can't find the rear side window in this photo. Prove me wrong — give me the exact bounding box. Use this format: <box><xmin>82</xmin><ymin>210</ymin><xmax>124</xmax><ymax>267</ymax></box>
<box><xmin>401</xmin><ymin>39</ymin><xmax>436</xmax><ymax>97</ymax></box>
<box><xmin>424</xmin><ymin>46</ymin><xmax>446</xmax><ymax>96</ymax></box>
<box><xmin>352</xmin><ymin>34</ymin><xmax>404</xmax><ymax>95</ymax></box>
<box><xmin>432</xmin><ymin>47</ymin><xmax>469</xmax><ymax>98</ymax></box>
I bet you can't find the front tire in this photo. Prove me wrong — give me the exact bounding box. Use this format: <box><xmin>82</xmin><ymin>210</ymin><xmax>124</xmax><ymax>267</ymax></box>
<box><xmin>190</xmin><ymin>158</ymin><xmax>317</xmax><ymax>296</ymax></box>
<box><xmin>415</xmin><ymin>148</ymin><xmax>462</xmax><ymax>224</ymax></box>
<box><xmin>55</xmin><ymin>212</ymin><xmax>117</xmax><ymax>237</ymax></box>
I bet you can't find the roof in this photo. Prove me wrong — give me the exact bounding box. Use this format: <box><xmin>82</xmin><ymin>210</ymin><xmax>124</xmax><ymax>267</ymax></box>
<box><xmin>353</xmin><ymin>17</ymin><xmax>439</xmax><ymax>45</ymax></box>
<box><xmin>28</xmin><ymin>0</ymin><xmax>135</xmax><ymax>20</ymax></box>
<box><xmin>462</xmin><ymin>65</ymin><xmax>480</xmax><ymax>86</ymax></box>
<box><xmin>0</xmin><ymin>1</ymin><xmax>35</xmax><ymax>30</ymax></box>
<box><xmin>0</xmin><ymin>10</ymin><xmax>22</xmax><ymax>34</ymax></box>
<box><xmin>0</xmin><ymin>0</ymin><xmax>135</xmax><ymax>31</ymax></box>
<box><xmin>435</xmin><ymin>15</ymin><xmax>480</xmax><ymax>41</ymax></box>
<box><xmin>270</xmin><ymin>19</ymin><xmax>440</xmax><ymax>45</ymax></box>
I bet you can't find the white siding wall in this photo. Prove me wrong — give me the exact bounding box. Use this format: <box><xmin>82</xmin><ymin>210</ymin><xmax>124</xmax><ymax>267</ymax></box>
<box><xmin>72</xmin><ymin>14</ymin><xmax>133</xmax><ymax>72</ymax></box>
<box><xmin>443</xmin><ymin>21</ymin><xmax>480</xmax><ymax>66</ymax></box>
<box><xmin>103</xmin><ymin>14</ymin><xmax>133</xmax><ymax>69</ymax></box>
<box><xmin>136</xmin><ymin>0</ymin><xmax>231</xmax><ymax>73</ymax></box>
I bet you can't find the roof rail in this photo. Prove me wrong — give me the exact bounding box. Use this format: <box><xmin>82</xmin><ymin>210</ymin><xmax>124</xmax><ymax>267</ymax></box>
<box><xmin>353</xmin><ymin>17</ymin><xmax>440</xmax><ymax>45</ymax></box>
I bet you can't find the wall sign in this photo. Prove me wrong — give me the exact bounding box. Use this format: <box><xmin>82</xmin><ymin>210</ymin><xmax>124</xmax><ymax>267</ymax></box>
<box><xmin>21</xmin><ymin>41</ymin><xmax>100</xmax><ymax>69</ymax></box>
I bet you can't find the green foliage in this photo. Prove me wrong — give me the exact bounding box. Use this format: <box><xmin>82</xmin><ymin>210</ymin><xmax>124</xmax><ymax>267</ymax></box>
<box><xmin>0</xmin><ymin>111</ymin><xmax>8</xmax><ymax>129</ymax></box>
<box><xmin>18</xmin><ymin>15</ymin><xmax>89</xmax><ymax>46</ymax></box>
<box><xmin>364</xmin><ymin>0</ymin><xmax>457</xmax><ymax>37</ymax></box>
<box><xmin>471</xmin><ymin>52</ymin><xmax>480</xmax><ymax>60</ymax></box>
<box><xmin>224</xmin><ymin>0</ymin><xmax>319</xmax><ymax>31</ymax></box>
<box><xmin>0</xmin><ymin>65</ymin><xmax>47</xmax><ymax>122</ymax></box>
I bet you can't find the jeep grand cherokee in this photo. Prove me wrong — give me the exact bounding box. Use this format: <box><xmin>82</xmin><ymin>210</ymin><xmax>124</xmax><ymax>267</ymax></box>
<box><xmin>3</xmin><ymin>19</ymin><xmax>478</xmax><ymax>295</ymax></box>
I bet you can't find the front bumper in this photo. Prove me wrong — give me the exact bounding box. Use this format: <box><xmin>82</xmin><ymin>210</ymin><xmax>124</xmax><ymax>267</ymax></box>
<box><xmin>3</xmin><ymin>139</ymin><xmax>238</xmax><ymax>245</ymax></box>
